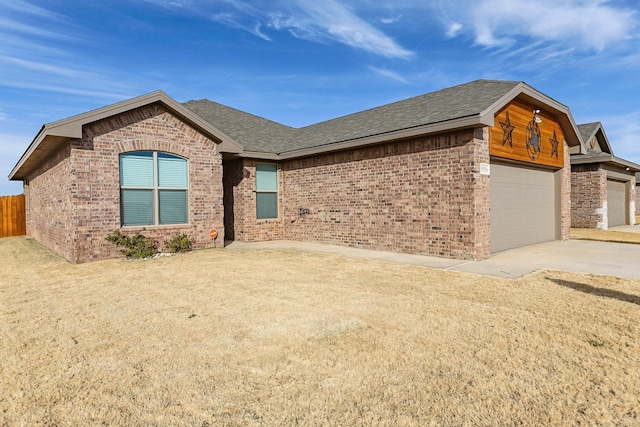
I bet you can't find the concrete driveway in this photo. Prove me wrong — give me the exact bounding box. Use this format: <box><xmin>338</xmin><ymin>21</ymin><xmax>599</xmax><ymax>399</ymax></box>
<box><xmin>228</xmin><ymin>239</ymin><xmax>640</xmax><ymax>280</ymax></box>
<box><xmin>452</xmin><ymin>240</ymin><xmax>640</xmax><ymax>279</ymax></box>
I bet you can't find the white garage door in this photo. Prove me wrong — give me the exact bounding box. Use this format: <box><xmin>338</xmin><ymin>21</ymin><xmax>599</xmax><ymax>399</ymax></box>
<box><xmin>491</xmin><ymin>163</ymin><xmax>557</xmax><ymax>253</ymax></box>
<box><xmin>607</xmin><ymin>180</ymin><xmax>626</xmax><ymax>227</ymax></box>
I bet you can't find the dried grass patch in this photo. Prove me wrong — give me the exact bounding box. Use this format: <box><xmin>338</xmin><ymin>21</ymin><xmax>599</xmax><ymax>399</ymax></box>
<box><xmin>571</xmin><ymin>228</ymin><xmax>640</xmax><ymax>244</ymax></box>
<box><xmin>1</xmin><ymin>237</ymin><xmax>639</xmax><ymax>426</ymax></box>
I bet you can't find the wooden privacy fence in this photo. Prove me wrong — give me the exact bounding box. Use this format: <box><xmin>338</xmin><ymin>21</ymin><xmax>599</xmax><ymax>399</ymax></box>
<box><xmin>1</xmin><ymin>195</ymin><xmax>26</xmax><ymax>238</ymax></box>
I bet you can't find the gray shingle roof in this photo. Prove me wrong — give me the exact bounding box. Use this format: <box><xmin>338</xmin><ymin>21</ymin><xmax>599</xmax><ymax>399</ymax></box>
<box><xmin>576</xmin><ymin>121</ymin><xmax>614</xmax><ymax>155</ymax></box>
<box><xmin>182</xmin><ymin>99</ymin><xmax>296</xmax><ymax>153</ymax></box>
<box><xmin>183</xmin><ymin>79</ymin><xmax>521</xmax><ymax>154</ymax></box>
<box><xmin>292</xmin><ymin>80</ymin><xmax>521</xmax><ymax>152</ymax></box>
<box><xmin>576</xmin><ymin>122</ymin><xmax>600</xmax><ymax>143</ymax></box>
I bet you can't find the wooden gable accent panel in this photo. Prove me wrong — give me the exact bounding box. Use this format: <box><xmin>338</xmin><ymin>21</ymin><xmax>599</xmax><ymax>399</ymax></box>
<box><xmin>490</xmin><ymin>99</ymin><xmax>565</xmax><ymax>169</ymax></box>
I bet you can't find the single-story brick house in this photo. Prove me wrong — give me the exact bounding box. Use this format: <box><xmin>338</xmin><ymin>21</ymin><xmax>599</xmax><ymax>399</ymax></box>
<box><xmin>570</xmin><ymin>122</ymin><xmax>639</xmax><ymax>229</ymax></box>
<box><xmin>11</xmin><ymin>79</ymin><xmax>602</xmax><ymax>263</ymax></box>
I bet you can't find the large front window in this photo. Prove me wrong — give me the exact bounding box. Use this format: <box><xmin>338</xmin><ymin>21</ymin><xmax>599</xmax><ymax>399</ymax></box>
<box><xmin>256</xmin><ymin>163</ymin><xmax>278</xmax><ymax>219</ymax></box>
<box><xmin>119</xmin><ymin>151</ymin><xmax>188</xmax><ymax>226</ymax></box>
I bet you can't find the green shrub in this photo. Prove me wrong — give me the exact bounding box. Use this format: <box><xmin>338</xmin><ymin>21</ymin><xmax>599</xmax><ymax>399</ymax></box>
<box><xmin>105</xmin><ymin>230</ymin><xmax>158</xmax><ymax>259</ymax></box>
<box><xmin>165</xmin><ymin>233</ymin><xmax>193</xmax><ymax>253</ymax></box>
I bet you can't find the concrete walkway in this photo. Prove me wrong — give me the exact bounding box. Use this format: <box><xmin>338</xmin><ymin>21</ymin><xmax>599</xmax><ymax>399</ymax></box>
<box><xmin>609</xmin><ymin>224</ymin><xmax>640</xmax><ymax>234</ymax></box>
<box><xmin>227</xmin><ymin>239</ymin><xmax>640</xmax><ymax>280</ymax></box>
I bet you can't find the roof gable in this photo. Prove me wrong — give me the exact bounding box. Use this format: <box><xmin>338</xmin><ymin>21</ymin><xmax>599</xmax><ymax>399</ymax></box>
<box><xmin>571</xmin><ymin>122</ymin><xmax>640</xmax><ymax>171</ymax></box>
<box><xmin>10</xmin><ymin>91</ymin><xmax>242</xmax><ymax>180</ymax></box>
<box><xmin>577</xmin><ymin>122</ymin><xmax>613</xmax><ymax>155</ymax></box>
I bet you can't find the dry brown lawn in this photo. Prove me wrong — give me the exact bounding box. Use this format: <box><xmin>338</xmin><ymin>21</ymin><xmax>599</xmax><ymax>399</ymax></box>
<box><xmin>571</xmin><ymin>228</ymin><xmax>640</xmax><ymax>245</ymax></box>
<box><xmin>1</xmin><ymin>237</ymin><xmax>639</xmax><ymax>426</ymax></box>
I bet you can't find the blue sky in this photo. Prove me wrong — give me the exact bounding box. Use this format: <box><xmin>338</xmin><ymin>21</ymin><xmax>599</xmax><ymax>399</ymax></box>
<box><xmin>1</xmin><ymin>0</ymin><xmax>639</xmax><ymax>195</ymax></box>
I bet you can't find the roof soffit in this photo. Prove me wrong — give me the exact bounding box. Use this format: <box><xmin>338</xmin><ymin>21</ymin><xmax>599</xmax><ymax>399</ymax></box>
<box><xmin>571</xmin><ymin>154</ymin><xmax>640</xmax><ymax>172</ymax></box>
<box><xmin>595</xmin><ymin>127</ymin><xmax>614</xmax><ymax>155</ymax></box>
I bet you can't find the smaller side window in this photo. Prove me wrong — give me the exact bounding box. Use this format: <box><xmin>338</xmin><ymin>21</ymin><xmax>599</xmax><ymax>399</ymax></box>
<box><xmin>256</xmin><ymin>163</ymin><xmax>278</xmax><ymax>219</ymax></box>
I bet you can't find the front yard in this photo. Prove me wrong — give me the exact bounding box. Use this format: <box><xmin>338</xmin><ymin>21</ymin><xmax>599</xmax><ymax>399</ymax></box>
<box><xmin>1</xmin><ymin>237</ymin><xmax>639</xmax><ymax>426</ymax></box>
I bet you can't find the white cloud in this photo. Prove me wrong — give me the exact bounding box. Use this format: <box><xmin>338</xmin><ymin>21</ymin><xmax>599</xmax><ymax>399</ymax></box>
<box><xmin>436</xmin><ymin>0</ymin><xmax>638</xmax><ymax>51</ymax></box>
<box><xmin>0</xmin><ymin>53</ymin><xmax>136</xmax><ymax>103</ymax></box>
<box><xmin>446</xmin><ymin>22</ymin><xmax>463</xmax><ymax>38</ymax></box>
<box><xmin>210</xmin><ymin>12</ymin><xmax>238</xmax><ymax>26</ymax></box>
<box><xmin>0</xmin><ymin>4</ymin><xmax>142</xmax><ymax>104</ymax></box>
<box><xmin>252</xmin><ymin>23</ymin><xmax>272</xmax><ymax>41</ymax></box>
<box><xmin>2</xmin><ymin>57</ymin><xmax>98</xmax><ymax>79</ymax></box>
<box><xmin>0</xmin><ymin>78</ymin><xmax>133</xmax><ymax>101</ymax></box>
<box><xmin>287</xmin><ymin>0</ymin><xmax>413</xmax><ymax>58</ymax></box>
<box><xmin>0</xmin><ymin>16</ymin><xmax>71</xmax><ymax>40</ymax></box>
<box><xmin>380</xmin><ymin>15</ymin><xmax>402</xmax><ymax>24</ymax></box>
<box><xmin>143</xmin><ymin>0</ymin><xmax>414</xmax><ymax>59</ymax></box>
<box><xmin>369</xmin><ymin>66</ymin><xmax>412</xmax><ymax>84</ymax></box>
<box><xmin>1</xmin><ymin>0</ymin><xmax>67</xmax><ymax>21</ymax></box>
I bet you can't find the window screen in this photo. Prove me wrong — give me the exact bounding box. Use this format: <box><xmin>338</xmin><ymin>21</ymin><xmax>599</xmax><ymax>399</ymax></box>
<box><xmin>119</xmin><ymin>152</ymin><xmax>188</xmax><ymax>226</ymax></box>
<box><xmin>256</xmin><ymin>164</ymin><xmax>278</xmax><ymax>219</ymax></box>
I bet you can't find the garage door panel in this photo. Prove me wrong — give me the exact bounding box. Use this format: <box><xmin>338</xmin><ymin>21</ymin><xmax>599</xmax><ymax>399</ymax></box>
<box><xmin>491</xmin><ymin>163</ymin><xmax>556</xmax><ymax>253</ymax></box>
<box><xmin>607</xmin><ymin>180</ymin><xmax>626</xmax><ymax>227</ymax></box>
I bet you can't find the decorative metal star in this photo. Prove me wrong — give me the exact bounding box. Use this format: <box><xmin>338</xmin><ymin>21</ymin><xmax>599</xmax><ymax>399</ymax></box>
<box><xmin>549</xmin><ymin>130</ymin><xmax>560</xmax><ymax>159</ymax></box>
<box><xmin>499</xmin><ymin>111</ymin><xmax>515</xmax><ymax>147</ymax></box>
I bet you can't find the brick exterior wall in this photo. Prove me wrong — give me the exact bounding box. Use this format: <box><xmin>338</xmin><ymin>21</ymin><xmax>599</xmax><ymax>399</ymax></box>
<box><xmin>571</xmin><ymin>163</ymin><xmax>637</xmax><ymax>229</ymax></box>
<box><xmin>570</xmin><ymin>164</ymin><xmax>607</xmax><ymax>229</ymax></box>
<box><xmin>227</xmin><ymin>128</ymin><xmax>492</xmax><ymax>260</ymax></box>
<box><xmin>24</xmin><ymin>144</ymin><xmax>76</xmax><ymax>261</ymax></box>
<box><xmin>25</xmin><ymin>104</ymin><xmax>223</xmax><ymax>263</ymax></box>
<box><xmin>223</xmin><ymin>158</ymin><xmax>286</xmax><ymax>243</ymax></box>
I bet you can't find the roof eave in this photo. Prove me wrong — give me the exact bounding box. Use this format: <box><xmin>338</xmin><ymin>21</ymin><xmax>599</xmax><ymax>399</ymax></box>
<box><xmin>9</xmin><ymin>90</ymin><xmax>244</xmax><ymax>180</ymax></box>
<box><xmin>276</xmin><ymin>115</ymin><xmax>487</xmax><ymax>160</ymax></box>
<box><xmin>9</xmin><ymin>125</ymin><xmax>49</xmax><ymax>180</ymax></box>
<box><xmin>571</xmin><ymin>154</ymin><xmax>640</xmax><ymax>172</ymax></box>
<box><xmin>596</xmin><ymin>126</ymin><xmax>614</xmax><ymax>155</ymax></box>
<box><xmin>235</xmin><ymin>151</ymin><xmax>281</xmax><ymax>160</ymax></box>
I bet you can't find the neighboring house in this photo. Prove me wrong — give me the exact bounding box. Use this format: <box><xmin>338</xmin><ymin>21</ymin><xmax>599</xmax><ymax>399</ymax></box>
<box><xmin>10</xmin><ymin>80</ymin><xmax>586</xmax><ymax>263</ymax></box>
<box><xmin>571</xmin><ymin>123</ymin><xmax>639</xmax><ymax>229</ymax></box>
<box><xmin>637</xmin><ymin>172</ymin><xmax>640</xmax><ymax>217</ymax></box>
